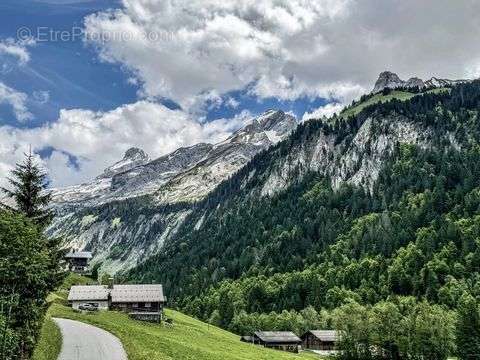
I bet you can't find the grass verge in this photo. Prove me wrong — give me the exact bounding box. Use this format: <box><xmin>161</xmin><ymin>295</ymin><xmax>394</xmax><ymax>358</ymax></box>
<box><xmin>31</xmin><ymin>314</ymin><xmax>62</xmax><ymax>360</ymax></box>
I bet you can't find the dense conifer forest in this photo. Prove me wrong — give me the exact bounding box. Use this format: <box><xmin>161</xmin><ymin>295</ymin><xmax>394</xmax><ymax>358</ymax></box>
<box><xmin>127</xmin><ymin>81</ymin><xmax>480</xmax><ymax>358</ymax></box>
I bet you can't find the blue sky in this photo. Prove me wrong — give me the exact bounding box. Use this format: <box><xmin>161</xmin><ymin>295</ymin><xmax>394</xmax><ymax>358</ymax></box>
<box><xmin>0</xmin><ymin>0</ymin><xmax>330</xmax><ymax>128</ymax></box>
<box><xmin>0</xmin><ymin>0</ymin><xmax>137</xmax><ymax>126</ymax></box>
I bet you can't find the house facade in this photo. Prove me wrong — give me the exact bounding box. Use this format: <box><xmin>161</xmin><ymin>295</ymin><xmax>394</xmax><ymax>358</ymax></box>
<box><xmin>68</xmin><ymin>285</ymin><xmax>110</xmax><ymax>310</ymax></box>
<box><xmin>68</xmin><ymin>284</ymin><xmax>166</xmax><ymax>321</ymax></box>
<box><xmin>65</xmin><ymin>250</ymin><xmax>92</xmax><ymax>274</ymax></box>
<box><xmin>110</xmin><ymin>284</ymin><xmax>165</xmax><ymax>313</ymax></box>
<box><xmin>251</xmin><ymin>331</ymin><xmax>301</xmax><ymax>353</ymax></box>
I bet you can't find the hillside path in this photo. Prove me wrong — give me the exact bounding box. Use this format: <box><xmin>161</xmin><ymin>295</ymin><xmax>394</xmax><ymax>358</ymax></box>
<box><xmin>53</xmin><ymin>318</ymin><xmax>128</xmax><ymax>360</ymax></box>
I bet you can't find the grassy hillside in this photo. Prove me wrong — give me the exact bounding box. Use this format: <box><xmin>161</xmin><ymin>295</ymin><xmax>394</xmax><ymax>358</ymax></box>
<box><xmin>34</xmin><ymin>274</ymin><xmax>318</xmax><ymax>360</ymax></box>
<box><xmin>340</xmin><ymin>87</ymin><xmax>449</xmax><ymax>118</ymax></box>
<box><xmin>341</xmin><ymin>90</ymin><xmax>415</xmax><ymax>118</ymax></box>
<box><xmin>47</xmin><ymin>303</ymin><xmax>318</xmax><ymax>360</ymax></box>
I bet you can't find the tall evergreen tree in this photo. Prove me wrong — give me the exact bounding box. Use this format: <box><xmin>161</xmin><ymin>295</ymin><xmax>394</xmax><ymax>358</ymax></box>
<box><xmin>1</xmin><ymin>150</ymin><xmax>53</xmax><ymax>227</ymax></box>
<box><xmin>456</xmin><ymin>294</ymin><xmax>480</xmax><ymax>360</ymax></box>
<box><xmin>0</xmin><ymin>210</ymin><xmax>64</xmax><ymax>359</ymax></box>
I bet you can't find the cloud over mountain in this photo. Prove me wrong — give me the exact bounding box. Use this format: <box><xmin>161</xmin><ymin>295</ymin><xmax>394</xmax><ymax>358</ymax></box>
<box><xmin>84</xmin><ymin>0</ymin><xmax>480</xmax><ymax>110</ymax></box>
<box><xmin>0</xmin><ymin>101</ymin><xmax>251</xmax><ymax>187</ymax></box>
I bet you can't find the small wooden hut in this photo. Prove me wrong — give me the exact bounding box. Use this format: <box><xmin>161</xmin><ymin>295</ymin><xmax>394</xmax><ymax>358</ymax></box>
<box><xmin>65</xmin><ymin>249</ymin><xmax>92</xmax><ymax>274</ymax></box>
<box><xmin>252</xmin><ymin>331</ymin><xmax>301</xmax><ymax>353</ymax></box>
<box><xmin>301</xmin><ymin>330</ymin><xmax>339</xmax><ymax>351</ymax></box>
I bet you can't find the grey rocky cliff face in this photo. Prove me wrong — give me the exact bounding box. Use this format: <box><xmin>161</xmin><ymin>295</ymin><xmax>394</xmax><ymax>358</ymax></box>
<box><xmin>372</xmin><ymin>71</ymin><xmax>467</xmax><ymax>93</ymax></box>
<box><xmin>110</xmin><ymin>143</ymin><xmax>214</xmax><ymax>193</ymax></box>
<box><xmin>99</xmin><ymin>147</ymin><xmax>150</xmax><ymax>179</ymax></box>
<box><xmin>372</xmin><ymin>71</ymin><xmax>406</xmax><ymax>93</ymax></box>
<box><xmin>260</xmin><ymin>115</ymin><xmax>434</xmax><ymax>199</ymax></box>
<box><xmin>47</xmin><ymin>110</ymin><xmax>297</xmax><ymax>273</ymax></box>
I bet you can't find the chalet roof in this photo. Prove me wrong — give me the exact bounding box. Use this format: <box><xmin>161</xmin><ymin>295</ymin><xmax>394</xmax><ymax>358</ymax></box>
<box><xmin>68</xmin><ymin>284</ymin><xmax>166</xmax><ymax>303</ymax></box>
<box><xmin>254</xmin><ymin>331</ymin><xmax>301</xmax><ymax>344</ymax></box>
<box><xmin>302</xmin><ymin>330</ymin><xmax>339</xmax><ymax>342</ymax></box>
<box><xmin>65</xmin><ymin>251</ymin><xmax>92</xmax><ymax>259</ymax></box>
<box><xmin>111</xmin><ymin>284</ymin><xmax>165</xmax><ymax>303</ymax></box>
<box><xmin>68</xmin><ymin>285</ymin><xmax>109</xmax><ymax>301</ymax></box>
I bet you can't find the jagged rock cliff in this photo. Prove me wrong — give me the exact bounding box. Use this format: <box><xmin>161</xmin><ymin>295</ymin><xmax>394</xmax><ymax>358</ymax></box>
<box><xmin>47</xmin><ymin>110</ymin><xmax>297</xmax><ymax>273</ymax></box>
<box><xmin>48</xmin><ymin>75</ymin><xmax>475</xmax><ymax>276</ymax></box>
<box><xmin>372</xmin><ymin>71</ymin><xmax>466</xmax><ymax>93</ymax></box>
<box><xmin>127</xmin><ymin>80</ymin><xmax>480</xmax><ymax>299</ymax></box>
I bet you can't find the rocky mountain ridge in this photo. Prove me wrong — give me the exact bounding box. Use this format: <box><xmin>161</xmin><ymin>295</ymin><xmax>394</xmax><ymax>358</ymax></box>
<box><xmin>50</xmin><ymin>110</ymin><xmax>296</xmax><ymax>211</ymax></box>
<box><xmin>48</xmin><ymin>74</ymin><xmax>473</xmax><ymax>275</ymax></box>
<box><xmin>127</xmin><ymin>80</ymin><xmax>480</xmax><ymax>304</ymax></box>
<box><xmin>47</xmin><ymin>110</ymin><xmax>297</xmax><ymax>272</ymax></box>
<box><xmin>372</xmin><ymin>70</ymin><xmax>467</xmax><ymax>93</ymax></box>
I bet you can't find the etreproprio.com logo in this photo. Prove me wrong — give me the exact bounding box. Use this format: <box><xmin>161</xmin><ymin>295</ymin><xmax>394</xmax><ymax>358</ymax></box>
<box><xmin>16</xmin><ymin>26</ymin><xmax>174</xmax><ymax>43</ymax></box>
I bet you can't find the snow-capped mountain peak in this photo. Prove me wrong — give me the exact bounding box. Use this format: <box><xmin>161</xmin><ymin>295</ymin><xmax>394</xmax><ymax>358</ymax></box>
<box><xmin>51</xmin><ymin>110</ymin><xmax>297</xmax><ymax>208</ymax></box>
<box><xmin>98</xmin><ymin>147</ymin><xmax>150</xmax><ymax>179</ymax></box>
<box><xmin>227</xmin><ymin>110</ymin><xmax>296</xmax><ymax>145</ymax></box>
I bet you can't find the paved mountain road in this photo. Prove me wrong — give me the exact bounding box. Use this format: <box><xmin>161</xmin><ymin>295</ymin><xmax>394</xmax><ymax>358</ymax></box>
<box><xmin>53</xmin><ymin>318</ymin><xmax>127</xmax><ymax>360</ymax></box>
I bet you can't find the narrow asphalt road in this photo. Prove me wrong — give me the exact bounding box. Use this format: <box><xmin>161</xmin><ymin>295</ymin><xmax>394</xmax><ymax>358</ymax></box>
<box><xmin>53</xmin><ymin>318</ymin><xmax>128</xmax><ymax>360</ymax></box>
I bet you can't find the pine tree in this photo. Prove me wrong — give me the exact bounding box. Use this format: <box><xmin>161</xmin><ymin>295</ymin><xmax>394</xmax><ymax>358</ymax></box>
<box><xmin>1</xmin><ymin>150</ymin><xmax>53</xmax><ymax>227</ymax></box>
<box><xmin>456</xmin><ymin>294</ymin><xmax>480</xmax><ymax>360</ymax></box>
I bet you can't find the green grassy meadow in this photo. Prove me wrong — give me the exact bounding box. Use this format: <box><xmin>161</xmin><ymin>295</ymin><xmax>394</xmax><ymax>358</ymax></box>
<box><xmin>341</xmin><ymin>90</ymin><xmax>416</xmax><ymax>118</ymax></box>
<box><xmin>47</xmin><ymin>303</ymin><xmax>319</xmax><ymax>360</ymax></box>
<box><xmin>341</xmin><ymin>87</ymin><xmax>450</xmax><ymax>118</ymax></box>
<box><xmin>34</xmin><ymin>274</ymin><xmax>320</xmax><ymax>360</ymax></box>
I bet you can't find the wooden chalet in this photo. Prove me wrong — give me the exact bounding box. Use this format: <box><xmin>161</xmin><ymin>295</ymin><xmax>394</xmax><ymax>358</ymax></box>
<box><xmin>252</xmin><ymin>331</ymin><xmax>301</xmax><ymax>353</ymax></box>
<box><xmin>301</xmin><ymin>330</ymin><xmax>339</xmax><ymax>351</ymax></box>
<box><xmin>110</xmin><ymin>284</ymin><xmax>165</xmax><ymax>322</ymax></box>
<box><xmin>68</xmin><ymin>284</ymin><xmax>166</xmax><ymax>322</ymax></box>
<box><xmin>68</xmin><ymin>285</ymin><xmax>110</xmax><ymax>310</ymax></box>
<box><xmin>65</xmin><ymin>249</ymin><xmax>92</xmax><ymax>274</ymax></box>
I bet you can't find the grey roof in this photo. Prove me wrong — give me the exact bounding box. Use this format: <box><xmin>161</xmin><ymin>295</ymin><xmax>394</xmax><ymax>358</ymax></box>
<box><xmin>65</xmin><ymin>251</ymin><xmax>92</xmax><ymax>259</ymax></box>
<box><xmin>303</xmin><ymin>330</ymin><xmax>339</xmax><ymax>342</ymax></box>
<box><xmin>240</xmin><ymin>335</ymin><xmax>253</xmax><ymax>342</ymax></box>
<box><xmin>254</xmin><ymin>331</ymin><xmax>301</xmax><ymax>344</ymax></box>
<box><xmin>111</xmin><ymin>284</ymin><xmax>165</xmax><ymax>303</ymax></box>
<box><xmin>68</xmin><ymin>285</ymin><xmax>109</xmax><ymax>301</ymax></box>
<box><xmin>68</xmin><ymin>284</ymin><xmax>166</xmax><ymax>303</ymax></box>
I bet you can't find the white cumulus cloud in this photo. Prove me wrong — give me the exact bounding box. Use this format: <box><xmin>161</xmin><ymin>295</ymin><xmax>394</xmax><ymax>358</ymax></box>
<box><xmin>84</xmin><ymin>0</ymin><xmax>480</xmax><ymax>110</ymax></box>
<box><xmin>0</xmin><ymin>82</ymin><xmax>33</xmax><ymax>122</ymax></box>
<box><xmin>0</xmin><ymin>101</ymin><xmax>251</xmax><ymax>187</ymax></box>
<box><xmin>302</xmin><ymin>103</ymin><xmax>345</xmax><ymax>121</ymax></box>
<box><xmin>0</xmin><ymin>38</ymin><xmax>33</xmax><ymax>65</ymax></box>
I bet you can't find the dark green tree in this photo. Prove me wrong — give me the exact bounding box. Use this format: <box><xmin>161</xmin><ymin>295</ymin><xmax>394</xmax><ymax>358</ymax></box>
<box><xmin>1</xmin><ymin>150</ymin><xmax>53</xmax><ymax>227</ymax></box>
<box><xmin>456</xmin><ymin>294</ymin><xmax>480</xmax><ymax>360</ymax></box>
<box><xmin>0</xmin><ymin>210</ymin><xmax>64</xmax><ymax>359</ymax></box>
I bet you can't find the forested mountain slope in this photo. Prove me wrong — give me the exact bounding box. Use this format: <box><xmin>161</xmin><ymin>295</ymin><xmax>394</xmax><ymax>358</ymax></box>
<box><xmin>127</xmin><ymin>81</ymin><xmax>480</xmax><ymax>336</ymax></box>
